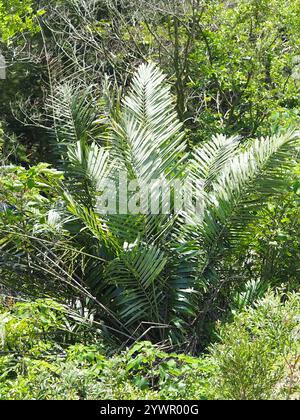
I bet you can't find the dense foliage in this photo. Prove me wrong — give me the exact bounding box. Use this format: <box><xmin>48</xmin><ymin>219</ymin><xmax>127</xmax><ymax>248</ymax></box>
<box><xmin>1</xmin><ymin>64</ymin><xmax>299</xmax><ymax>348</ymax></box>
<box><xmin>0</xmin><ymin>0</ymin><xmax>299</xmax><ymax>400</ymax></box>
<box><xmin>0</xmin><ymin>293</ymin><xmax>299</xmax><ymax>400</ymax></box>
<box><xmin>0</xmin><ymin>0</ymin><xmax>42</xmax><ymax>41</ymax></box>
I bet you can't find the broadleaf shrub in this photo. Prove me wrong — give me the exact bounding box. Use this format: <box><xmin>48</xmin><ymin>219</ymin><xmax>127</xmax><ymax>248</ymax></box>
<box><xmin>208</xmin><ymin>291</ymin><xmax>300</xmax><ymax>400</ymax></box>
<box><xmin>0</xmin><ymin>293</ymin><xmax>299</xmax><ymax>400</ymax></box>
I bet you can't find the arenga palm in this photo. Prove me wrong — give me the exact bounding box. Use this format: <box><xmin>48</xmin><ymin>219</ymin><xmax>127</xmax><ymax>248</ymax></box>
<box><xmin>1</xmin><ymin>63</ymin><xmax>299</xmax><ymax>346</ymax></box>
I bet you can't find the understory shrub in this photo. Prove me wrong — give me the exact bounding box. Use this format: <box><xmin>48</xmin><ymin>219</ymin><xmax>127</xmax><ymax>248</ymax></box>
<box><xmin>209</xmin><ymin>291</ymin><xmax>300</xmax><ymax>400</ymax></box>
<box><xmin>0</xmin><ymin>292</ymin><xmax>299</xmax><ymax>400</ymax></box>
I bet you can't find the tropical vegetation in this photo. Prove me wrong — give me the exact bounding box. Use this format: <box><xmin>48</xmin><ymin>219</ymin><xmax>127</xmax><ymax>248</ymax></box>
<box><xmin>0</xmin><ymin>0</ymin><xmax>299</xmax><ymax>401</ymax></box>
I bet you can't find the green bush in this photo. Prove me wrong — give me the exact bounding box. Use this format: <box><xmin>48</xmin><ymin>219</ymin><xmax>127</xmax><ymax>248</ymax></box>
<box><xmin>0</xmin><ymin>339</ymin><xmax>213</xmax><ymax>400</ymax></box>
<box><xmin>0</xmin><ymin>299</ymin><xmax>212</xmax><ymax>400</ymax></box>
<box><xmin>1</xmin><ymin>293</ymin><xmax>299</xmax><ymax>400</ymax></box>
<box><xmin>209</xmin><ymin>291</ymin><xmax>300</xmax><ymax>400</ymax></box>
<box><xmin>0</xmin><ymin>1</ymin><xmax>44</xmax><ymax>42</ymax></box>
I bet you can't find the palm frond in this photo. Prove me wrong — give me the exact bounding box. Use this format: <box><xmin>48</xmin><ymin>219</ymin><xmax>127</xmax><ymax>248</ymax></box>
<box><xmin>207</xmin><ymin>130</ymin><xmax>300</xmax><ymax>245</ymax></box>
<box><xmin>103</xmin><ymin>243</ymin><xmax>168</xmax><ymax>328</ymax></box>
<box><xmin>191</xmin><ymin>134</ymin><xmax>240</xmax><ymax>191</ymax></box>
<box><xmin>6</xmin><ymin>63</ymin><xmax>298</xmax><ymax>345</ymax></box>
<box><xmin>110</xmin><ymin>63</ymin><xmax>187</xmax><ymax>185</ymax></box>
<box><xmin>48</xmin><ymin>84</ymin><xmax>103</xmax><ymax>159</ymax></box>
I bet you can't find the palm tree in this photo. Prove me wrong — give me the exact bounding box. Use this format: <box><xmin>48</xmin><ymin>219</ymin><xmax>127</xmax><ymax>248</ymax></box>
<box><xmin>1</xmin><ymin>63</ymin><xmax>299</xmax><ymax>347</ymax></box>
